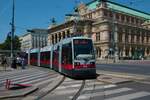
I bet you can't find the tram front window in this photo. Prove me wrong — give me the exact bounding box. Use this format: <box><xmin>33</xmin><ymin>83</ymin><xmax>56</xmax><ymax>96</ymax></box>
<box><xmin>73</xmin><ymin>39</ymin><xmax>94</xmax><ymax>59</ymax></box>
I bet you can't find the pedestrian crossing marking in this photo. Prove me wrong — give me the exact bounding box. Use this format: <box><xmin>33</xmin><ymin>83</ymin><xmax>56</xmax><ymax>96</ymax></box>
<box><xmin>1</xmin><ymin>68</ymin><xmax>150</xmax><ymax>100</ymax></box>
<box><xmin>106</xmin><ymin>91</ymin><xmax>150</xmax><ymax>100</ymax></box>
<box><xmin>0</xmin><ymin>68</ymin><xmax>57</xmax><ymax>88</ymax></box>
<box><xmin>0</xmin><ymin>72</ymin><xmax>49</xmax><ymax>85</ymax></box>
<box><xmin>75</xmin><ymin>88</ymin><xmax>132</xmax><ymax>100</ymax></box>
<box><xmin>0</xmin><ymin>70</ymin><xmax>48</xmax><ymax>82</ymax></box>
<box><xmin>55</xmin><ymin>84</ymin><xmax>111</xmax><ymax>96</ymax></box>
<box><xmin>24</xmin><ymin>74</ymin><xmax>57</xmax><ymax>85</ymax></box>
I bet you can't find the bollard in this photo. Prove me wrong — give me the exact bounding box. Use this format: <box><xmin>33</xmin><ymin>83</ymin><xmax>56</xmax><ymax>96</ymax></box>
<box><xmin>5</xmin><ymin>79</ymin><xmax>11</xmax><ymax>89</ymax></box>
<box><xmin>8</xmin><ymin>80</ymin><xmax>11</xmax><ymax>89</ymax></box>
<box><xmin>5</xmin><ymin>79</ymin><xmax>9</xmax><ymax>89</ymax></box>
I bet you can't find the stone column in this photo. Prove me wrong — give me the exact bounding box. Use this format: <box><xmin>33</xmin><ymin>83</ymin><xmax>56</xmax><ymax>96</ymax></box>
<box><xmin>145</xmin><ymin>47</ymin><xmax>148</xmax><ymax>57</ymax></box>
<box><xmin>134</xmin><ymin>35</ymin><xmax>137</xmax><ymax>43</ymax></box>
<box><xmin>122</xmin><ymin>34</ymin><xmax>125</xmax><ymax>43</ymax></box>
<box><xmin>57</xmin><ymin>33</ymin><xmax>59</xmax><ymax>42</ymax></box>
<box><xmin>139</xmin><ymin>31</ymin><xmax>142</xmax><ymax>44</ymax></box>
<box><xmin>119</xmin><ymin>47</ymin><xmax>123</xmax><ymax>57</ymax></box>
<box><xmin>65</xmin><ymin>31</ymin><xmax>68</xmax><ymax>38</ymax></box>
<box><xmin>148</xmin><ymin>36</ymin><xmax>150</xmax><ymax>44</ymax></box>
<box><xmin>103</xmin><ymin>47</ymin><xmax>109</xmax><ymax>59</ymax></box>
<box><xmin>122</xmin><ymin>46</ymin><xmax>126</xmax><ymax>57</ymax></box>
<box><xmin>139</xmin><ymin>36</ymin><xmax>142</xmax><ymax>44</ymax></box>
<box><xmin>144</xmin><ymin>33</ymin><xmax>147</xmax><ymax>44</ymax></box>
<box><xmin>128</xmin><ymin>34</ymin><xmax>131</xmax><ymax>43</ymax></box>
<box><xmin>99</xmin><ymin>9</ymin><xmax>104</xmax><ymax>17</ymax></box>
<box><xmin>97</xmin><ymin>48</ymin><xmax>100</xmax><ymax>58</ymax></box>
<box><xmin>50</xmin><ymin>35</ymin><xmax>52</xmax><ymax>45</ymax></box>
<box><xmin>53</xmin><ymin>34</ymin><xmax>56</xmax><ymax>44</ymax></box>
<box><xmin>129</xmin><ymin>46</ymin><xmax>132</xmax><ymax>57</ymax></box>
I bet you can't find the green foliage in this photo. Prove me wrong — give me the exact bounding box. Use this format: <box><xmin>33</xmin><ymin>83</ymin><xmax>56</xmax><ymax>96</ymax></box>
<box><xmin>0</xmin><ymin>35</ymin><xmax>21</xmax><ymax>50</ymax></box>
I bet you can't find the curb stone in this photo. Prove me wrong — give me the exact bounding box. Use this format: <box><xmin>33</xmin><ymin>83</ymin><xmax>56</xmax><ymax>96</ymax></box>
<box><xmin>0</xmin><ymin>86</ymin><xmax>38</xmax><ymax>99</ymax></box>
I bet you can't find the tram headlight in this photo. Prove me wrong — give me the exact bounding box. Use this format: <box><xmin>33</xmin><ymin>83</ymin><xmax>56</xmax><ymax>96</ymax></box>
<box><xmin>90</xmin><ymin>62</ymin><xmax>95</xmax><ymax>65</ymax></box>
<box><xmin>75</xmin><ymin>62</ymin><xmax>80</xmax><ymax>66</ymax></box>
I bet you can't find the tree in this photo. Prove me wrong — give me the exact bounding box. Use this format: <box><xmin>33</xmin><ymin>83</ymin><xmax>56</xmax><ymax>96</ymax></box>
<box><xmin>0</xmin><ymin>35</ymin><xmax>21</xmax><ymax>50</ymax></box>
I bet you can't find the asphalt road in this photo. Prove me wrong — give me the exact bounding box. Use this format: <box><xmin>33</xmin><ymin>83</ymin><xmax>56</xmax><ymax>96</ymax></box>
<box><xmin>96</xmin><ymin>63</ymin><xmax>150</xmax><ymax>76</ymax></box>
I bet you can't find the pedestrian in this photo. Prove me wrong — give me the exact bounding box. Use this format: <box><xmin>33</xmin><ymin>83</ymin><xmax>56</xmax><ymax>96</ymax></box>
<box><xmin>21</xmin><ymin>58</ymin><xmax>25</xmax><ymax>69</ymax></box>
<box><xmin>2</xmin><ymin>56</ymin><xmax>7</xmax><ymax>71</ymax></box>
<box><xmin>11</xmin><ymin>58</ymin><xmax>17</xmax><ymax>69</ymax></box>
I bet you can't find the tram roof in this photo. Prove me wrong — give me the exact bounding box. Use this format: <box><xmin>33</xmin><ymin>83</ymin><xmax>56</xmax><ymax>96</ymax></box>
<box><xmin>60</xmin><ymin>36</ymin><xmax>92</xmax><ymax>44</ymax></box>
<box><xmin>25</xmin><ymin>49</ymin><xmax>30</xmax><ymax>53</ymax></box>
<box><xmin>40</xmin><ymin>45</ymin><xmax>52</xmax><ymax>52</ymax></box>
<box><xmin>30</xmin><ymin>48</ymin><xmax>40</xmax><ymax>53</ymax></box>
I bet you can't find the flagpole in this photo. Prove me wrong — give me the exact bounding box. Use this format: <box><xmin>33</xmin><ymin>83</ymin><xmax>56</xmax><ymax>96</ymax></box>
<box><xmin>11</xmin><ymin>0</ymin><xmax>15</xmax><ymax>62</ymax></box>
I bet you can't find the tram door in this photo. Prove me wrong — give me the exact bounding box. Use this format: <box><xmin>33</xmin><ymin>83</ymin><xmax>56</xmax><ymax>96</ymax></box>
<box><xmin>52</xmin><ymin>45</ymin><xmax>60</xmax><ymax>72</ymax></box>
<box><xmin>40</xmin><ymin>51</ymin><xmax>50</xmax><ymax>67</ymax></box>
<box><xmin>30</xmin><ymin>53</ymin><xmax>38</xmax><ymax>66</ymax></box>
<box><xmin>61</xmin><ymin>42</ymin><xmax>73</xmax><ymax>74</ymax></box>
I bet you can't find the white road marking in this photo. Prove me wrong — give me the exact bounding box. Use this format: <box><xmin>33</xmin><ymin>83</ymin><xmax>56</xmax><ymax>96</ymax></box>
<box><xmin>57</xmin><ymin>84</ymin><xmax>116</xmax><ymax>96</ymax></box>
<box><xmin>74</xmin><ymin>87</ymin><xmax>132</xmax><ymax>100</ymax></box>
<box><xmin>106</xmin><ymin>91</ymin><xmax>150</xmax><ymax>100</ymax></box>
<box><xmin>1</xmin><ymin>72</ymin><xmax>49</xmax><ymax>84</ymax></box>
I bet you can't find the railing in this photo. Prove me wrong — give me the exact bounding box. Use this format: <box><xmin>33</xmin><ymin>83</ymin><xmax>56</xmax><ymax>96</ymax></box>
<box><xmin>0</xmin><ymin>50</ymin><xmax>21</xmax><ymax>53</ymax></box>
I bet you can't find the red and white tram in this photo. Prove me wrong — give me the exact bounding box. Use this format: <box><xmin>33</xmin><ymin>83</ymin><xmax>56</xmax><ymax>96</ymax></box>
<box><xmin>29</xmin><ymin>48</ymin><xmax>40</xmax><ymax>66</ymax></box>
<box><xmin>28</xmin><ymin>37</ymin><xmax>96</xmax><ymax>79</ymax></box>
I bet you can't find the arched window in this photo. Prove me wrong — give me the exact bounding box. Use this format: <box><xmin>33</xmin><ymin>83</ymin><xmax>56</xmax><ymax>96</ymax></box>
<box><xmin>58</xmin><ymin>33</ymin><xmax>61</xmax><ymax>41</ymax></box>
<box><xmin>67</xmin><ymin>30</ymin><xmax>70</xmax><ymax>37</ymax></box>
<box><xmin>55</xmin><ymin>34</ymin><xmax>57</xmax><ymax>43</ymax></box>
<box><xmin>52</xmin><ymin>35</ymin><xmax>54</xmax><ymax>44</ymax></box>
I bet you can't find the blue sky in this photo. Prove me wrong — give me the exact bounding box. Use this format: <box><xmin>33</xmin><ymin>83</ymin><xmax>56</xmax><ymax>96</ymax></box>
<box><xmin>0</xmin><ymin>0</ymin><xmax>150</xmax><ymax>43</ymax></box>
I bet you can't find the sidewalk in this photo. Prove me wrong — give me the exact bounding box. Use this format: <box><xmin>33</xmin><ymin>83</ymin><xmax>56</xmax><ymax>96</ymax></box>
<box><xmin>23</xmin><ymin>75</ymin><xmax>64</xmax><ymax>100</ymax></box>
<box><xmin>0</xmin><ymin>65</ymin><xmax>38</xmax><ymax>99</ymax></box>
<box><xmin>96</xmin><ymin>70</ymin><xmax>150</xmax><ymax>84</ymax></box>
<box><xmin>0</xmin><ymin>65</ymin><xmax>12</xmax><ymax>72</ymax></box>
<box><xmin>0</xmin><ymin>65</ymin><xmax>29</xmax><ymax>72</ymax></box>
<box><xmin>0</xmin><ymin>85</ymin><xmax>38</xmax><ymax>99</ymax></box>
<box><xmin>0</xmin><ymin>75</ymin><xmax>64</xmax><ymax>100</ymax></box>
<box><xmin>0</xmin><ymin>65</ymin><xmax>146</xmax><ymax>99</ymax></box>
<box><xmin>96</xmin><ymin>59</ymin><xmax>150</xmax><ymax>65</ymax></box>
<box><xmin>97</xmin><ymin>74</ymin><xmax>132</xmax><ymax>84</ymax></box>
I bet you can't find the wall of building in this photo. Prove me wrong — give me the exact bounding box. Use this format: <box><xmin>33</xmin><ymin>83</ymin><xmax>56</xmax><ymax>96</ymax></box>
<box><xmin>47</xmin><ymin>0</ymin><xmax>150</xmax><ymax>60</ymax></box>
<box><xmin>20</xmin><ymin>29</ymin><xmax>48</xmax><ymax>51</ymax></box>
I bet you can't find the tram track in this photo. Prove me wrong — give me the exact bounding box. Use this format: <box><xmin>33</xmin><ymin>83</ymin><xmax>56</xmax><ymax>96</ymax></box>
<box><xmin>72</xmin><ymin>80</ymin><xmax>85</xmax><ymax>100</ymax></box>
<box><xmin>36</xmin><ymin>77</ymin><xmax>86</xmax><ymax>100</ymax></box>
<box><xmin>35</xmin><ymin>75</ymin><xmax>66</xmax><ymax>100</ymax></box>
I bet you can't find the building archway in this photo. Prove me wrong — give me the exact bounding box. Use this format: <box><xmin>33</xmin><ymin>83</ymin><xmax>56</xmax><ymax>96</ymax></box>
<box><xmin>52</xmin><ymin>35</ymin><xmax>54</xmax><ymax>44</ymax></box>
<box><xmin>55</xmin><ymin>34</ymin><xmax>57</xmax><ymax>43</ymax></box>
<box><xmin>63</xmin><ymin>31</ymin><xmax>65</xmax><ymax>39</ymax></box>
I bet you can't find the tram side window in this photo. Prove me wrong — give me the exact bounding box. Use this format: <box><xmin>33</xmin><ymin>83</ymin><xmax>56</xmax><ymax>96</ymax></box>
<box><xmin>31</xmin><ymin>53</ymin><xmax>37</xmax><ymax>60</ymax></box>
<box><xmin>53</xmin><ymin>46</ymin><xmax>59</xmax><ymax>66</ymax></box>
<box><xmin>40</xmin><ymin>52</ymin><xmax>44</xmax><ymax>61</ymax></box>
<box><xmin>41</xmin><ymin>51</ymin><xmax>50</xmax><ymax>61</ymax></box>
<box><xmin>46</xmin><ymin>51</ymin><xmax>50</xmax><ymax>60</ymax></box>
<box><xmin>61</xmin><ymin>43</ymin><xmax>72</xmax><ymax>64</ymax></box>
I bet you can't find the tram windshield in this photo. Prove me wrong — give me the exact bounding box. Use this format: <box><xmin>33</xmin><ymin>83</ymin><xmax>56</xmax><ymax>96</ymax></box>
<box><xmin>73</xmin><ymin>39</ymin><xmax>94</xmax><ymax>59</ymax></box>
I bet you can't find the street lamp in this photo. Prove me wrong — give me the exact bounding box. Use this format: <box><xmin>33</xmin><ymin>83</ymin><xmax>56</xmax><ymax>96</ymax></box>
<box><xmin>11</xmin><ymin>0</ymin><xmax>15</xmax><ymax>63</ymax></box>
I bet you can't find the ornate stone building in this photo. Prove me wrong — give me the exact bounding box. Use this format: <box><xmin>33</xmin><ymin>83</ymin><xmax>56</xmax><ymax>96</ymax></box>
<box><xmin>47</xmin><ymin>19</ymin><xmax>93</xmax><ymax>45</ymax></box>
<box><xmin>48</xmin><ymin>0</ymin><xmax>150</xmax><ymax>60</ymax></box>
